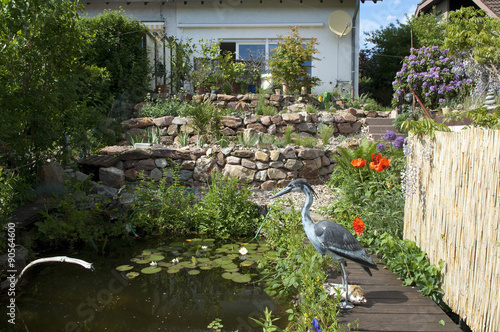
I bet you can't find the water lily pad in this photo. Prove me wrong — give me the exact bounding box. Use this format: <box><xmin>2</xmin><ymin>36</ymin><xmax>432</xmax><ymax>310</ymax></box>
<box><xmin>222</xmin><ymin>272</ymin><xmax>236</xmax><ymax>280</ymax></box>
<box><xmin>221</xmin><ymin>263</ymin><xmax>238</xmax><ymax>270</ymax></box>
<box><xmin>197</xmin><ymin>258</ymin><xmax>211</xmax><ymax>262</ymax></box>
<box><xmin>199</xmin><ymin>265</ymin><xmax>214</xmax><ymax>270</ymax></box>
<box><xmin>116</xmin><ymin>265</ymin><xmax>134</xmax><ymax>272</ymax></box>
<box><xmin>226</xmin><ymin>254</ymin><xmax>239</xmax><ymax>260</ymax></box>
<box><xmin>125</xmin><ymin>272</ymin><xmax>140</xmax><ymax>279</ymax></box>
<box><xmin>240</xmin><ymin>261</ymin><xmax>254</xmax><ymax>267</ymax></box>
<box><xmin>188</xmin><ymin>269</ymin><xmax>200</xmax><ymax>275</ymax></box>
<box><xmin>167</xmin><ymin>268</ymin><xmax>180</xmax><ymax>274</ymax></box>
<box><xmin>146</xmin><ymin>254</ymin><xmax>165</xmax><ymax>261</ymax></box>
<box><xmin>141</xmin><ymin>266</ymin><xmax>162</xmax><ymax>274</ymax></box>
<box><xmin>233</xmin><ymin>274</ymin><xmax>251</xmax><ymax>283</ymax></box>
<box><xmin>224</xmin><ymin>268</ymin><xmax>239</xmax><ymax>273</ymax></box>
<box><xmin>158</xmin><ymin>262</ymin><xmax>171</xmax><ymax>268</ymax></box>
<box><xmin>135</xmin><ymin>259</ymin><xmax>150</xmax><ymax>265</ymax></box>
<box><xmin>130</xmin><ymin>258</ymin><xmax>142</xmax><ymax>263</ymax></box>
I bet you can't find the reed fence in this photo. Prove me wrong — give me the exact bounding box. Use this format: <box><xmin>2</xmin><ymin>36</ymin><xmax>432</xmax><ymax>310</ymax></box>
<box><xmin>404</xmin><ymin>128</ymin><xmax>499</xmax><ymax>332</ymax></box>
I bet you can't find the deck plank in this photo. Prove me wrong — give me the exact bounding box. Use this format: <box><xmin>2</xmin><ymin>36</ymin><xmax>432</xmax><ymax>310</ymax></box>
<box><xmin>327</xmin><ymin>255</ymin><xmax>461</xmax><ymax>332</ymax></box>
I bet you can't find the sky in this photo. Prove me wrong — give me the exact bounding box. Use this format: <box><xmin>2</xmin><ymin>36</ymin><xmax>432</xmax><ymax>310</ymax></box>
<box><xmin>360</xmin><ymin>0</ymin><xmax>422</xmax><ymax>49</ymax></box>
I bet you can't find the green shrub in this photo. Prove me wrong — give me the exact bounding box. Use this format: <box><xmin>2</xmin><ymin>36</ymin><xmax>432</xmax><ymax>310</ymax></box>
<box><xmin>185</xmin><ymin>100</ymin><xmax>221</xmax><ymax>140</ymax></box>
<box><xmin>317</xmin><ymin>124</ymin><xmax>335</xmax><ymax>145</ymax></box>
<box><xmin>193</xmin><ymin>172</ymin><xmax>260</xmax><ymax>239</ymax></box>
<box><xmin>130</xmin><ymin>168</ymin><xmax>197</xmax><ymax>234</ymax></box>
<box><xmin>284</xmin><ymin>125</ymin><xmax>295</xmax><ymax>145</ymax></box>
<box><xmin>294</xmin><ymin>136</ymin><xmax>318</xmax><ymax>148</ymax></box>
<box><xmin>139</xmin><ymin>94</ymin><xmax>190</xmax><ymax>117</ymax></box>
<box><xmin>255</xmin><ymin>94</ymin><xmax>278</xmax><ymax>116</ymax></box>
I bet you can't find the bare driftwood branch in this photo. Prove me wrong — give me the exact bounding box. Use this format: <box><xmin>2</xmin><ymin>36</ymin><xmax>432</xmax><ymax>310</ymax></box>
<box><xmin>15</xmin><ymin>256</ymin><xmax>94</xmax><ymax>286</ymax></box>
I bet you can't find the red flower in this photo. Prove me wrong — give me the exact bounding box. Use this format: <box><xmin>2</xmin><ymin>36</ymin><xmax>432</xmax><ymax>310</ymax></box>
<box><xmin>351</xmin><ymin>158</ymin><xmax>366</xmax><ymax>168</ymax></box>
<box><xmin>369</xmin><ymin>153</ymin><xmax>392</xmax><ymax>172</ymax></box>
<box><xmin>353</xmin><ymin>217</ymin><xmax>365</xmax><ymax>236</ymax></box>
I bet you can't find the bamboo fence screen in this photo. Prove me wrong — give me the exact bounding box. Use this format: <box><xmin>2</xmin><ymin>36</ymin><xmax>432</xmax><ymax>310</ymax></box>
<box><xmin>404</xmin><ymin>128</ymin><xmax>499</xmax><ymax>332</ymax></box>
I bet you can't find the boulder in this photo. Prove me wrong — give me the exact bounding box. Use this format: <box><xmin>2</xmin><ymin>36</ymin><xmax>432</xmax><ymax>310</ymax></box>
<box><xmin>153</xmin><ymin>116</ymin><xmax>174</xmax><ymax>127</ymax></box>
<box><xmin>241</xmin><ymin>158</ymin><xmax>256</xmax><ymax>169</ymax></box>
<box><xmin>255</xmin><ymin>170</ymin><xmax>268</xmax><ymax>182</ymax></box>
<box><xmin>120</xmin><ymin>149</ymin><xmax>151</xmax><ymax>161</ymax></box>
<box><xmin>284</xmin><ymin>159</ymin><xmax>303</xmax><ymax>171</ymax></box>
<box><xmin>150</xmin><ymin>168</ymin><xmax>163</xmax><ymax>181</ymax></box>
<box><xmin>267</xmin><ymin>168</ymin><xmax>287</xmax><ymax>180</ymax></box>
<box><xmin>261</xmin><ymin>180</ymin><xmax>277</xmax><ymax>190</ymax></box>
<box><xmin>254</xmin><ymin>150</ymin><xmax>270</xmax><ymax>162</ymax></box>
<box><xmin>221</xmin><ymin>116</ymin><xmax>243</xmax><ymax>129</ymax></box>
<box><xmin>223</xmin><ymin>165</ymin><xmax>256</xmax><ymax>181</ymax></box>
<box><xmin>99</xmin><ymin>167</ymin><xmax>125</xmax><ymax>188</ymax></box>
<box><xmin>232</xmin><ymin>149</ymin><xmax>255</xmax><ymax>158</ymax></box>
<box><xmin>281</xmin><ymin>113</ymin><xmax>303</xmax><ymax>123</ymax></box>
<box><xmin>155</xmin><ymin>158</ymin><xmax>168</xmax><ymax>169</ymax></box>
<box><xmin>296</xmin><ymin>148</ymin><xmax>324</xmax><ymax>160</ymax></box>
<box><xmin>193</xmin><ymin>156</ymin><xmax>218</xmax><ymax>182</ymax></box>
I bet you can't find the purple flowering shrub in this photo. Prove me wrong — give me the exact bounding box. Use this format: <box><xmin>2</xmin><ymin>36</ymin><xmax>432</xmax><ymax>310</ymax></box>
<box><xmin>392</xmin><ymin>46</ymin><xmax>472</xmax><ymax>109</ymax></box>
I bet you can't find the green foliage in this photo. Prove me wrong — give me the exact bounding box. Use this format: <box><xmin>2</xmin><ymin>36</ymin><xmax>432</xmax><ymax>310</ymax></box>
<box><xmin>167</xmin><ymin>36</ymin><xmax>196</xmax><ymax>93</ymax></box>
<box><xmin>79</xmin><ymin>9</ymin><xmax>151</xmax><ymax>102</ymax></box>
<box><xmin>0</xmin><ymin>0</ymin><xmax>111</xmax><ymax>170</ymax></box>
<box><xmin>255</xmin><ymin>94</ymin><xmax>278</xmax><ymax>116</ymax></box>
<box><xmin>130</xmin><ymin>168</ymin><xmax>197</xmax><ymax>234</ymax></box>
<box><xmin>260</xmin><ymin>204</ymin><xmax>343</xmax><ymax>331</ymax></box>
<box><xmin>407</xmin><ymin>10</ymin><xmax>445</xmax><ymax>49</ymax></box>
<box><xmin>362</xmin><ymin>21</ymin><xmax>412</xmax><ymax>105</ymax></box>
<box><xmin>401</xmin><ymin>118</ymin><xmax>451</xmax><ymax>138</ymax></box>
<box><xmin>328</xmin><ymin>139</ymin><xmax>405</xmax><ymax>238</ymax></box>
<box><xmin>294</xmin><ymin>136</ymin><xmax>318</xmax><ymax>148</ymax></box>
<box><xmin>35</xmin><ymin>179</ymin><xmax>125</xmax><ymax>249</ymax></box>
<box><xmin>445</xmin><ymin>7</ymin><xmax>500</xmax><ymax>67</ymax></box>
<box><xmin>139</xmin><ymin>94</ymin><xmax>191</xmax><ymax>117</ymax></box>
<box><xmin>250</xmin><ymin>308</ymin><xmax>282</xmax><ymax>332</ymax></box>
<box><xmin>464</xmin><ymin>106</ymin><xmax>500</xmax><ymax>129</ymax></box>
<box><xmin>269</xmin><ymin>26</ymin><xmax>320</xmax><ymax>92</ymax></box>
<box><xmin>178</xmin><ymin>132</ymin><xmax>189</xmax><ymax>146</ymax></box>
<box><xmin>393</xmin><ymin>107</ymin><xmax>420</xmax><ymax>133</ymax></box>
<box><xmin>185</xmin><ymin>100</ymin><xmax>222</xmax><ymax>140</ymax></box>
<box><xmin>318</xmin><ymin>124</ymin><xmax>335</xmax><ymax>145</ymax></box>
<box><xmin>284</xmin><ymin>125</ymin><xmax>295</xmax><ymax>145</ymax></box>
<box><xmin>237</xmin><ymin>132</ymin><xmax>259</xmax><ymax>147</ymax></box>
<box><xmin>193</xmin><ymin>172</ymin><xmax>260</xmax><ymax>239</ymax></box>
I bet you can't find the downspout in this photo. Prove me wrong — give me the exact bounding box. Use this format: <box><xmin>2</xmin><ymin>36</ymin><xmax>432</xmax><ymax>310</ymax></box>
<box><xmin>351</xmin><ymin>0</ymin><xmax>360</xmax><ymax>99</ymax></box>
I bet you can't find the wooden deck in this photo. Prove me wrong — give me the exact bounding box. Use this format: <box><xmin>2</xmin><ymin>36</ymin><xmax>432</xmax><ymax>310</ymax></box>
<box><xmin>327</xmin><ymin>256</ymin><xmax>462</xmax><ymax>332</ymax></box>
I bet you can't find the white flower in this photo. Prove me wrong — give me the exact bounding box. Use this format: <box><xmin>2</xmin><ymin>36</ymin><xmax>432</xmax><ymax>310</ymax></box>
<box><xmin>171</xmin><ymin>258</ymin><xmax>179</xmax><ymax>264</ymax></box>
<box><xmin>201</xmin><ymin>246</ymin><xmax>208</xmax><ymax>251</ymax></box>
<box><xmin>149</xmin><ymin>261</ymin><xmax>157</xmax><ymax>266</ymax></box>
<box><xmin>239</xmin><ymin>247</ymin><xmax>248</xmax><ymax>256</ymax></box>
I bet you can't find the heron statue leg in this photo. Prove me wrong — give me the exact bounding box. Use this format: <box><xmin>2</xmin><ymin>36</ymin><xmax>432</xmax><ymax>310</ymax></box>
<box><xmin>339</xmin><ymin>260</ymin><xmax>354</xmax><ymax>309</ymax></box>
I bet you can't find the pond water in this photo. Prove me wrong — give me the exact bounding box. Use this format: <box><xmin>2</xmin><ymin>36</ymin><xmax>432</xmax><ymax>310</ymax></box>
<box><xmin>3</xmin><ymin>238</ymin><xmax>288</xmax><ymax>332</ymax></box>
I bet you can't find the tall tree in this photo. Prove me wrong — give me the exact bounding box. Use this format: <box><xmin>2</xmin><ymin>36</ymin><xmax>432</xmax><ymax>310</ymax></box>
<box><xmin>0</xmin><ymin>0</ymin><xmax>109</xmax><ymax>169</ymax></box>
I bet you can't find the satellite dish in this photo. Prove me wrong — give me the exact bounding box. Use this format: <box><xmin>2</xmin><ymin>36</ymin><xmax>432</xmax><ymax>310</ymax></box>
<box><xmin>328</xmin><ymin>10</ymin><xmax>353</xmax><ymax>37</ymax></box>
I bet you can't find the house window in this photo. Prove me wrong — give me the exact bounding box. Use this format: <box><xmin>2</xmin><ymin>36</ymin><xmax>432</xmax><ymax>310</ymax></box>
<box><xmin>238</xmin><ymin>44</ymin><xmax>266</xmax><ymax>61</ymax></box>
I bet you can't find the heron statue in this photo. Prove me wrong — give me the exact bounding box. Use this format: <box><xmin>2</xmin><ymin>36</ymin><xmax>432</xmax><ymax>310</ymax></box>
<box><xmin>271</xmin><ymin>179</ymin><xmax>378</xmax><ymax>309</ymax></box>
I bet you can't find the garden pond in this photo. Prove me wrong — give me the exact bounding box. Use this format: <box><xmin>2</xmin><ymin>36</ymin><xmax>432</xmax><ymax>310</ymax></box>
<box><xmin>3</xmin><ymin>237</ymin><xmax>288</xmax><ymax>332</ymax></box>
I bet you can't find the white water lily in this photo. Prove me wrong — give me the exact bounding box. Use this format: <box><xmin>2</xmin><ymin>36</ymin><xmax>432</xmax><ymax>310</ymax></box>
<box><xmin>239</xmin><ymin>247</ymin><xmax>248</xmax><ymax>256</ymax></box>
<box><xmin>201</xmin><ymin>246</ymin><xmax>208</xmax><ymax>251</ymax></box>
<box><xmin>171</xmin><ymin>258</ymin><xmax>179</xmax><ymax>264</ymax></box>
<box><xmin>149</xmin><ymin>261</ymin><xmax>157</xmax><ymax>266</ymax></box>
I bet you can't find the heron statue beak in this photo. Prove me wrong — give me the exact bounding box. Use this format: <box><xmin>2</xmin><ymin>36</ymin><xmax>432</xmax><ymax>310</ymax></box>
<box><xmin>271</xmin><ymin>186</ymin><xmax>292</xmax><ymax>199</ymax></box>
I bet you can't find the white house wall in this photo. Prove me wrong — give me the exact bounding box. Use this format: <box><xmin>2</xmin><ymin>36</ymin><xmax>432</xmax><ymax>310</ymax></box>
<box><xmin>81</xmin><ymin>0</ymin><xmax>360</xmax><ymax>95</ymax></box>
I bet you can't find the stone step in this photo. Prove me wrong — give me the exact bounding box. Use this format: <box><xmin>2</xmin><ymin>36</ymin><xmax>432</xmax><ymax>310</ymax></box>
<box><xmin>365</xmin><ymin>117</ymin><xmax>395</xmax><ymax>125</ymax></box>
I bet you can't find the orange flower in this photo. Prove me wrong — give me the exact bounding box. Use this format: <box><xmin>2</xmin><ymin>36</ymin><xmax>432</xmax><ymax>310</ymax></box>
<box><xmin>353</xmin><ymin>217</ymin><xmax>365</xmax><ymax>236</ymax></box>
<box><xmin>369</xmin><ymin>153</ymin><xmax>392</xmax><ymax>172</ymax></box>
<box><xmin>351</xmin><ymin>158</ymin><xmax>366</xmax><ymax>168</ymax></box>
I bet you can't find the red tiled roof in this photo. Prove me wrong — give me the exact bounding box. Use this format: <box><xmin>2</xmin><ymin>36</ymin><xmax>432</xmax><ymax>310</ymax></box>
<box><xmin>416</xmin><ymin>0</ymin><xmax>499</xmax><ymax>17</ymax></box>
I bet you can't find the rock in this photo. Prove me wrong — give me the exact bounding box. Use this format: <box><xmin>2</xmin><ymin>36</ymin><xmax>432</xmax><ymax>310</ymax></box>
<box><xmin>172</xmin><ymin>117</ymin><xmax>188</xmax><ymax>125</ymax></box>
<box><xmin>220</xmin><ymin>127</ymin><xmax>236</xmax><ymax>136</ymax></box>
<box><xmin>155</xmin><ymin>158</ymin><xmax>168</xmax><ymax>168</ymax></box>
<box><xmin>217</xmin><ymin>94</ymin><xmax>238</xmax><ymax>102</ymax></box>
<box><xmin>124</xmin><ymin>168</ymin><xmax>139</xmax><ymax>181</ymax></box>
<box><xmin>75</xmin><ymin>171</ymin><xmax>89</xmax><ymax>182</ymax></box>
<box><xmin>269</xmin><ymin>161</ymin><xmax>284</xmax><ymax>168</ymax></box>
<box><xmin>221</xmin><ymin>116</ymin><xmax>243</xmax><ymax>129</ymax></box>
<box><xmin>261</xmin><ymin>116</ymin><xmax>272</xmax><ymax>126</ymax></box>
<box><xmin>193</xmin><ymin>156</ymin><xmax>217</xmax><ymax>182</ymax></box>
<box><xmin>277</xmin><ymin>179</ymin><xmax>290</xmax><ymax>188</ymax></box>
<box><xmin>284</xmin><ymin>159</ymin><xmax>303</xmax><ymax>171</ymax></box>
<box><xmin>125</xmin><ymin>158</ymin><xmax>156</xmax><ymax>171</ymax></box>
<box><xmin>99</xmin><ymin>145</ymin><xmax>130</xmax><ymax>155</ymax></box>
<box><xmin>244</xmin><ymin>114</ymin><xmax>259</xmax><ymax>125</ymax></box>
<box><xmin>221</xmin><ymin>146</ymin><xmax>234</xmax><ymax>156</ymax></box>
<box><xmin>261</xmin><ymin>180</ymin><xmax>277</xmax><ymax>190</ymax></box>
<box><xmin>297</xmin><ymin>122</ymin><xmax>317</xmax><ymax>134</ymax></box>
<box><xmin>179</xmin><ymin>170</ymin><xmax>194</xmax><ymax>181</ymax></box>
<box><xmin>99</xmin><ymin>167</ymin><xmax>125</xmax><ymax>188</ymax></box>
<box><xmin>270</xmin><ymin>150</ymin><xmax>283</xmax><ymax>161</ymax></box>
<box><xmin>255</xmin><ymin>150</ymin><xmax>270</xmax><ymax>162</ymax></box>
<box><xmin>180</xmin><ymin>124</ymin><xmax>195</xmax><ymax>135</ymax></box>
<box><xmin>351</xmin><ymin>121</ymin><xmax>362</xmax><ymax>133</ymax></box>
<box><xmin>255</xmin><ymin>170</ymin><xmax>268</xmax><ymax>182</ymax></box>
<box><xmin>248</xmin><ymin>123</ymin><xmax>266</xmax><ymax>133</ymax></box>
<box><xmin>181</xmin><ymin>160</ymin><xmax>196</xmax><ymax>170</ymax></box>
<box><xmin>227</xmin><ymin>101</ymin><xmax>250</xmax><ymax>112</ymax></box>
<box><xmin>319</xmin><ymin>113</ymin><xmax>336</xmax><ymax>123</ymax></box>
<box><xmin>120</xmin><ymin>149</ymin><xmax>151</xmax><ymax>161</ymax></box>
<box><xmin>223</xmin><ymin>164</ymin><xmax>256</xmax><ymax>181</ymax></box>
<box><xmin>267</xmin><ymin>124</ymin><xmax>277</xmax><ymax>135</ymax></box>
<box><xmin>267</xmin><ymin>168</ymin><xmax>287</xmax><ymax>180</ymax></box>
<box><xmin>282</xmin><ymin>147</ymin><xmax>297</xmax><ymax>159</ymax></box>
<box><xmin>241</xmin><ymin>158</ymin><xmax>256</xmax><ymax>169</ymax></box>
<box><xmin>128</xmin><ymin>117</ymin><xmax>154</xmax><ymax>129</ymax></box>
<box><xmin>232</xmin><ymin>149</ymin><xmax>254</xmax><ymax>158</ymax></box>
<box><xmin>150</xmin><ymin>168</ymin><xmax>163</xmax><ymax>181</ymax></box>
<box><xmin>281</xmin><ymin>113</ymin><xmax>303</xmax><ymax>123</ymax></box>
<box><xmin>342</xmin><ymin>112</ymin><xmax>358</xmax><ymax>123</ymax></box>
<box><xmin>37</xmin><ymin>163</ymin><xmax>66</xmax><ymax>188</ymax></box>
<box><xmin>321</xmin><ymin>155</ymin><xmax>331</xmax><ymax>167</ymax></box>
<box><xmin>365</xmin><ymin>110</ymin><xmax>378</xmax><ymax>118</ymax></box>
<box><xmin>167</xmin><ymin>124</ymin><xmax>178</xmax><ymax>136</ymax></box>
<box><xmin>271</xmin><ymin>114</ymin><xmax>284</xmax><ymax>125</ymax></box>
<box><xmin>337</xmin><ymin>122</ymin><xmax>354</xmax><ymax>134</ymax></box>
<box><xmin>299</xmin><ymin>158</ymin><xmax>322</xmax><ymax>179</ymax></box>
<box><xmin>256</xmin><ymin>161</ymin><xmax>269</xmax><ymax>170</ymax></box>
<box><xmin>153</xmin><ymin>116</ymin><xmax>174</xmax><ymax>127</ymax></box>
<box><xmin>296</xmin><ymin>148</ymin><xmax>324</xmax><ymax>160</ymax></box>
